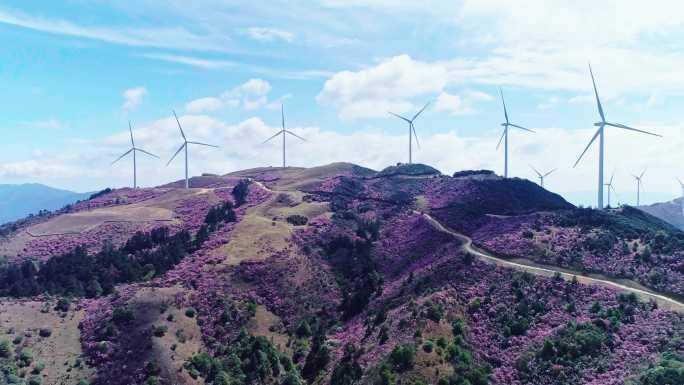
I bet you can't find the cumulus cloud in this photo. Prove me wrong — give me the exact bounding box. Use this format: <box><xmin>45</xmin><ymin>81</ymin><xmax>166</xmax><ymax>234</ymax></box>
<box><xmin>185</xmin><ymin>78</ymin><xmax>276</xmax><ymax>113</ymax></box>
<box><xmin>317</xmin><ymin>55</ymin><xmax>448</xmax><ymax>119</ymax></box>
<box><xmin>434</xmin><ymin>90</ymin><xmax>494</xmax><ymax>115</ymax></box>
<box><xmin>122</xmin><ymin>87</ymin><xmax>147</xmax><ymax>111</ymax></box>
<box><xmin>3</xmin><ymin>112</ymin><xmax>680</xmax><ymax>208</ymax></box>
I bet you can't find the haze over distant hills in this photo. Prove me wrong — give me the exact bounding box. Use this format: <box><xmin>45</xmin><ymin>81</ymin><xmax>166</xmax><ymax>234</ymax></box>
<box><xmin>639</xmin><ymin>197</ymin><xmax>684</xmax><ymax>231</ymax></box>
<box><xmin>0</xmin><ymin>183</ymin><xmax>92</xmax><ymax>224</ymax></box>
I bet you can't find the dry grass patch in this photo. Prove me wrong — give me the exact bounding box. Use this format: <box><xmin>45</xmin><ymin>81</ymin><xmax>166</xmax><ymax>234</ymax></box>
<box><xmin>247</xmin><ymin>306</ymin><xmax>290</xmax><ymax>354</ymax></box>
<box><xmin>0</xmin><ymin>300</ymin><xmax>92</xmax><ymax>385</ymax></box>
<box><xmin>128</xmin><ymin>287</ymin><xmax>203</xmax><ymax>385</ymax></box>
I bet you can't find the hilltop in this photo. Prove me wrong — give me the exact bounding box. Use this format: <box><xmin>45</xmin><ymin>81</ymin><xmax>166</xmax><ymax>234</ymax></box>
<box><xmin>0</xmin><ymin>163</ymin><xmax>683</xmax><ymax>385</ymax></box>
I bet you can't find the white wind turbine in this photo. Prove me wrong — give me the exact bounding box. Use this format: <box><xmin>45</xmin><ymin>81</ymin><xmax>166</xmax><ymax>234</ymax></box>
<box><xmin>262</xmin><ymin>103</ymin><xmax>306</xmax><ymax>168</ymax></box>
<box><xmin>573</xmin><ymin>63</ymin><xmax>661</xmax><ymax>209</ymax></box>
<box><xmin>632</xmin><ymin>169</ymin><xmax>646</xmax><ymax>206</ymax></box>
<box><xmin>389</xmin><ymin>102</ymin><xmax>430</xmax><ymax>164</ymax></box>
<box><xmin>530</xmin><ymin>165</ymin><xmax>556</xmax><ymax>188</ymax></box>
<box><xmin>677</xmin><ymin>178</ymin><xmax>684</xmax><ymax>216</ymax></box>
<box><xmin>604</xmin><ymin>171</ymin><xmax>617</xmax><ymax>208</ymax></box>
<box><xmin>167</xmin><ymin>110</ymin><xmax>219</xmax><ymax>189</ymax></box>
<box><xmin>111</xmin><ymin>121</ymin><xmax>158</xmax><ymax>188</ymax></box>
<box><xmin>497</xmin><ymin>88</ymin><xmax>534</xmax><ymax>177</ymax></box>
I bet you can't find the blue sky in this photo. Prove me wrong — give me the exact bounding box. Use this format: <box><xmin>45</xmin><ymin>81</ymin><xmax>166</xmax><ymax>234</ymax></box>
<box><xmin>1</xmin><ymin>1</ymin><xmax>684</xmax><ymax>207</ymax></box>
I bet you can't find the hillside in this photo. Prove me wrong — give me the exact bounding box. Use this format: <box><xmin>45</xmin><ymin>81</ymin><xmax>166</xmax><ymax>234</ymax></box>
<box><xmin>0</xmin><ymin>163</ymin><xmax>683</xmax><ymax>385</ymax></box>
<box><xmin>0</xmin><ymin>183</ymin><xmax>92</xmax><ymax>225</ymax></box>
<box><xmin>640</xmin><ymin>197</ymin><xmax>684</xmax><ymax>231</ymax></box>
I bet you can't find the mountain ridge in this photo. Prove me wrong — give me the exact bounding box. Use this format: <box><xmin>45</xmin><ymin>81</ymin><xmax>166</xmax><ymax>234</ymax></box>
<box><xmin>0</xmin><ymin>163</ymin><xmax>683</xmax><ymax>385</ymax></box>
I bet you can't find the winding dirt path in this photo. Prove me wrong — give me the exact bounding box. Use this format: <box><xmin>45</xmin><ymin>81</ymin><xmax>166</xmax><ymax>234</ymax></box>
<box><xmin>253</xmin><ymin>178</ymin><xmax>684</xmax><ymax>312</ymax></box>
<box><xmin>419</xmin><ymin>211</ymin><xmax>684</xmax><ymax>312</ymax></box>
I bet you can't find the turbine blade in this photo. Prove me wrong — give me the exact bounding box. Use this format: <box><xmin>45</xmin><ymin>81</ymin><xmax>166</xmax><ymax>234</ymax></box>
<box><xmin>166</xmin><ymin>144</ymin><xmax>185</xmax><ymax>166</ymax></box>
<box><xmin>411</xmin><ymin>124</ymin><xmax>420</xmax><ymax>149</ymax></box>
<box><xmin>499</xmin><ymin>87</ymin><xmax>509</xmax><ymax>123</ymax></box>
<box><xmin>111</xmin><ymin>148</ymin><xmax>133</xmax><ymax>165</ymax></box>
<box><xmin>188</xmin><ymin>141</ymin><xmax>219</xmax><ymax>148</ymax></box>
<box><xmin>678</xmin><ymin>177</ymin><xmax>684</xmax><ymax>188</ymax></box>
<box><xmin>285</xmin><ymin>130</ymin><xmax>306</xmax><ymax>141</ymax></box>
<box><xmin>509</xmin><ymin>123</ymin><xmax>535</xmax><ymax>133</ymax></box>
<box><xmin>544</xmin><ymin>168</ymin><xmax>557</xmax><ymax>177</ymax></box>
<box><xmin>129</xmin><ymin>121</ymin><xmax>135</xmax><ymax>147</ymax></box>
<box><xmin>573</xmin><ymin>127</ymin><xmax>601</xmax><ymax>168</ymax></box>
<box><xmin>609</xmin><ymin>171</ymin><xmax>615</xmax><ymax>185</ymax></box>
<box><xmin>412</xmin><ymin>101</ymin><xmax>431</xmax><ymax>121</ymax></box>
<box><xmin>529</xmin><ymin>164</ymin><xmax>542</xmax><ymax>177</ymax></box>
<box><xmin>388</xmin><ymin>111</ymin><xmax>411</xmax><ymax>123</ymax></box>
<box><xmin>262</xmin><ymin>130</ymin><xmax>283</xmax><ymax>144</ymax></box>
<box><xmin>281</xmin><ymin>103</ymin><xmax>285</xmax><ymax>130</ymax></box>
<box><xmin>496</xmin><ymin>129</ymin><xmax>506</xmax><ymax>150</ymax></box>
<box><xmin>135</xmin><ymin>148</ymin><xmax>159</xmax><ymax>158</ymax></box>
<box><xmin>588</xmin><ymin>63</ymin><xmax>605</xmax><ymax>122</ymax></box>
<box><xmin>604</xmin><ymin>122</ymin><xmax>662</xmax><ymax>137</ymax></box>
<box><xmin>173</xmin><ymin>110</ymin><xmax>187</xmax><ymax>140</ymax></box>
<box><xmin>640</xmin><ymin>168</ymin><xmax>647</xmax><ymax>179</ymax></box>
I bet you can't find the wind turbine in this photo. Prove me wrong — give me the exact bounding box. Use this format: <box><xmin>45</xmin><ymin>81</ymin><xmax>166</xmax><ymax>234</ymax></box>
<box><xmin>389</xmin><ymin>102</ymin><xmax>430</xmax><ymax>164</ymax></box>
<box><xmin>604</xmin><ymin>171</ymin><xmax>617</xmax><ymax>208</ymax></box>
<box><xmin>262</xmin><ymin>103</ymin><xmax>306</xmax><ymax>168</ymax></box>
<box><xmin>111</xmin><ymin>121</ymin><xmax>158</xmax><ymax>188</ymax></box>
<box><xmin>530</xmin><ymin>165</ymin><xmax>556</xmax><ymax>188</ymax></box>
<box><xmin>632</xmin><ymin>169</ymin><xmax>646</xmax><ymax>206</ymax></box>
<box><xmin>167</xmin><ymin>110</ymin><xmax>219</xmax><ymax>189</ymax></box>
<box><xmin>573</xmin><ymin>63</ymin><xmax>661</xmax><ymax>209</ymax></box>
<box><xmin>677</xmin><ymin>178</ymin><xmax>684</xmax><ymax>216</ymax></box>
<box><xmin>497</xmin><ymin>88</ymin><xmax>534</xmax><ymax>178</ymax></box>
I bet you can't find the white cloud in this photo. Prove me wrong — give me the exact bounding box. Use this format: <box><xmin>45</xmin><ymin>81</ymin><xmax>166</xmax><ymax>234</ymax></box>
<box><xmin>140</xmin><ymin>53</ymin><xmax>235</xmax><ymax>69</ymax></box>
<box><xmin>244</xmin><ymin>27</ymin><xmax>294</xmax><ymax>43</ymax></box>
<box><xmin>185</xmin><ymin>79</ymin><xmax>275</xmax><ymax>113</ymax></box>
<box><xmin>0</xmin><ymin>6</ymin><xmax>233</xmax><ymax>52</ymax></box>
<box><xmin>226</xmin><ymin>78</ymin><xmax>272</xmax><ymax>97</ymax></box>
<box><xmin>4</xmin><ymin>112</ymin><xmax>680</xmax><ymax>208</ymax></box>
<box><xmin>185</xmin><ymin>97</ymin><xmax>225</xmax><ymax>113</ymax></box>
<box><xmin>317</xmin><ymin>55</ymin><xmax>447</xmax><ymax>119</ymax></box>
<box><xmin>21</xmin><ymin>119</ymin><xmax>64</xmax><ymax>130</ymax></box>
<box><xmin>434</xmin><ymin>90</ymin><xmax>494</xmax><ymax>115</ymax></box>
<box><xmin>434</xmin><ymin>92</ymin><xmax>473</xmax><ymax>115</ymax></box>
<box><xmin>122</xmin><ymin>87</ymin><xmax>147</xmax><ymax>111</ymax></box>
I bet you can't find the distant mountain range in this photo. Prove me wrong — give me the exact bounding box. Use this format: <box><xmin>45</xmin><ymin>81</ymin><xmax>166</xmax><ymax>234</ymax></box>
<box><xmin>639</xmin><ymin>197</ymin><xmax>684</xmax><ymax>230</ymax></box>
<box><xmin>0</xmin><ymin>183</ymin><xmax>92</xmax><ymax>225</ymax></box>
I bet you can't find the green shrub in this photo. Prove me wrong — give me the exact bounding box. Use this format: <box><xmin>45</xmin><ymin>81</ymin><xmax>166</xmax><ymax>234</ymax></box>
<box><xmin>185</xmin><ymin>308</ymin><xmax>196</xmax><ymax>318</ymax></box>
<box><xmin>112</xmin><ymin>307</ymin><xmax>135</xmax><ymax>323</ymax></box>
<box><xmin>39</xmin><ymin>328</ymin><xmax>52</xmax><ymax>338</ymax></box>
<box><xmin>153</xmin><ymin>325</ymin><xmax>168</xmax><ymax>337</ymax></box>
<box><xmin>389</xmin><ymin>344</ymin><xmax>415</xmax><ymax>372</ymax></box>
<box><xmin>286</xmin><ymin>215</ymin><xmax>308</xmax><ymax>226</ymax></box>
<box><xmin>0</xmin><ymin>339</ymin><xmax>11</xmax><ymax>358</ymax></box>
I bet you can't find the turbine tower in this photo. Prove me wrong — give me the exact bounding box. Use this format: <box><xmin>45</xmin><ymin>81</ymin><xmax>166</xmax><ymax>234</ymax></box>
<box><xmin>573</xmin><ymin>63</ymin><xmax>661</xmax><ymax>209</ymax></box>
<box><xmin>167</xmin><ymin>110</ymin><xmax>219</xmax><ymax>189</ymax></box>
<box><xmin>604</xmin><ymin>171</ymin><xmax>617</xmax><ymax>208</ymax></box>
<box><xmin>632</xmin><ymin>169</ymin><xmax>646</xmax><ymax>206</ymax></box>
<box><xmin>389</xmin><ymin>102</ymin><xmax>430</xmax><ymax>164</ymax></box>
<box><xmin>111</xmin><ymin>121</ymin><xmax>158</xmax><ymax>188</ymax></box>
<box><xmin>262</xmin><ymin>103</ymin><xmax>306</xmax><ymax>168</ymax></box>
<box><xmin>678</xmin><ymin>178</ymin><xmax>684</xmax><ymax>216</ymax></box>
<box><xmin>530</xmin><ymin>165</ymin><xmax>556</xmax><ymax>188</ymax></box>
<box><xmin>497</xmin><ymin>88</ymin><xmax>534</xmax><ymax>177</ymax></box>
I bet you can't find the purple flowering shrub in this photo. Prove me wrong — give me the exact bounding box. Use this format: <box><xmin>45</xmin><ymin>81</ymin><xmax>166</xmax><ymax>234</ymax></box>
<box><xmin>471</xmin><ymin>207</ymin><xmax>684</xmax><ymax>297</ymax></box>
